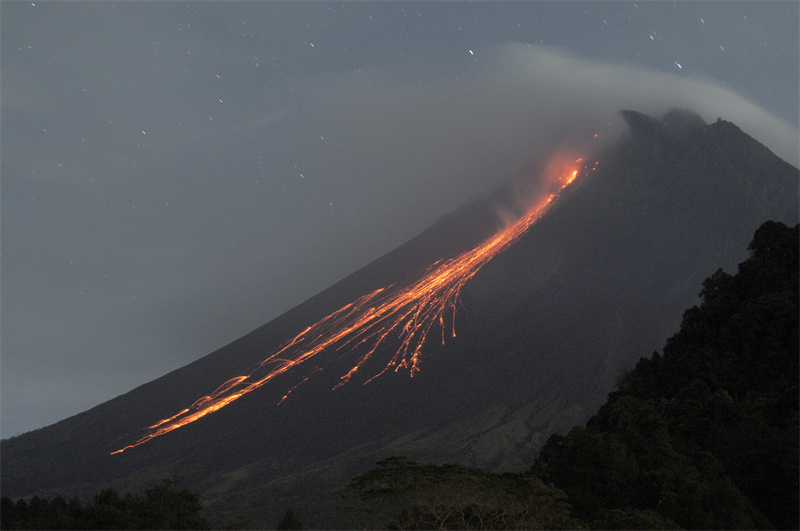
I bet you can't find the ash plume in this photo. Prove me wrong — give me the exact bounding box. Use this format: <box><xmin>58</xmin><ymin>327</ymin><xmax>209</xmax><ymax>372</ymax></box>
<box><xmin>303</xmin><ymin>45</ymin><xmax>797</xmax><ymax>227</ymax></box>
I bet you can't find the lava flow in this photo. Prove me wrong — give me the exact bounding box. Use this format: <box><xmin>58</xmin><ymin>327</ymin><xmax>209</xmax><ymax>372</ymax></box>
<box><xmin>112</xmin><ymin>158</ymin><xmax>590</xmax><ymax>455</ymax></box>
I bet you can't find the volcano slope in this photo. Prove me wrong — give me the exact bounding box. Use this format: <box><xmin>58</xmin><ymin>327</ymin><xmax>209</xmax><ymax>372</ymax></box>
<box><xmin>2</xmin><ymin>109</ymin><xmax>798</xmax><ymax>526</ymax></box>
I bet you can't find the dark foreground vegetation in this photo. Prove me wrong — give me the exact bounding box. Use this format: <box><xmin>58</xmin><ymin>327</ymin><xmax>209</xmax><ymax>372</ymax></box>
<box><xmin>530</xmin><ymin>220</ymin><xmax>799</xmax><ymax>530</ymax></box>
<box><xmin>3</xmin><ymin>221</ymin><xmax>797</xmax><ymax>529</ymax></box>
<box><xmin>337</xmin><ymin>221</ymin><xmax>799</xmax><ymax>529</ymax></box>
<box><xmin>0</xmin><ymin>480</ymin><xmax>211</xmax><ymax>530</ymax></box>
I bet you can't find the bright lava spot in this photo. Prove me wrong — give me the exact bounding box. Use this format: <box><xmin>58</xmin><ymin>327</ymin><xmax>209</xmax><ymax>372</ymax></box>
<box><xmin>111</xmin><ymin>160</ymin><xmax>588</xmax><ymax>455</ymax></box>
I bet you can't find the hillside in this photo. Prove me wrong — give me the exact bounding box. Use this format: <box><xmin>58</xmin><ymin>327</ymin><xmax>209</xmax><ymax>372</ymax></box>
<box><xmin>532</xmin><ymin>220</ymin><xmax>799</xmax><ymax>529</ymax></box>
<box><xmin>2</xmin><ymin>109</ymin><xmax>798</xmax><ymax>526</ymax></box>
<box><xmin>335</xmin><ymin>220</ymin><xmax>798</xmax><ymax>530</ymax></box>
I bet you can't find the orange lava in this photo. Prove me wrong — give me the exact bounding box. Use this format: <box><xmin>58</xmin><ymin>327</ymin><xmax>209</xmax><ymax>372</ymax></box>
<box><xmin>111</xmin><ymin>160</ymin><xmax>590</xmax><ymax>455</ymax></box>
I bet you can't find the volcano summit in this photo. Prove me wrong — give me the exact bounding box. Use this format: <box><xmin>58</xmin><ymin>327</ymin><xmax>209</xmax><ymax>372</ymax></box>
<box><xmin>2</xmin><ymin>109</ymin><xmax>798</xmax><ymax>526</ymax></box>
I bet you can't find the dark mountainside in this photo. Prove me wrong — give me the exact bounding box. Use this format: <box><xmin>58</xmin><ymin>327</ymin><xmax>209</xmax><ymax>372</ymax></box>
<box><xmin>2</xmin><ymin>109</ymin><xmax>798</xmax><ymax>526</ymax></box>
<box><xmin>334</xmin><ymin>220</ymin><xmax>798</xmax><ymax>530</ymax></box>
<box><xmin>531</xmin><ymin>220</ymin><xmax>799</xmax><ymax>530</ymax></box>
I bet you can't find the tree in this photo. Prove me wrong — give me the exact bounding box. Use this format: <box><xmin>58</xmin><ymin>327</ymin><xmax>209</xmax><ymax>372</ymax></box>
<box><xmin>530</xmin><ymin>222</ymin><xmax>799</xmax><ymax>529</ymax></box>
<box><xmin>137</xmin><ymin>480</ymin><xmax>210</xmax><ymax>530</ymax></box>
<box><xmin>276</xmin><ymin>508</ymin><xmax>303</xmax><ymax>530</ymax></box>
<box><xmin>338</xmin><ymin>456</ymin><xmax>585</xmax><ymax>529</ymax></box>
<box><xmin>0</xmin><ymin>480</ymin><xmax>211</xmax><ymax>530</ymax></box>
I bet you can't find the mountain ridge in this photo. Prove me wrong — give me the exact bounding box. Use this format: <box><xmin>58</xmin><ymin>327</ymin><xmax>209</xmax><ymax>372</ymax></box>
<box><xmin>2</xmin><ymin>108</ymin><xmax>797</xmax><ymax>526</ymax></box>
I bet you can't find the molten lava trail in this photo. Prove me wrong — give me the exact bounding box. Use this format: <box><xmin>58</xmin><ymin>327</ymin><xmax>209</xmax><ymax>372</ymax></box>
<box><xmin>112</xmin><ymin>162</ymin><xmax>587</xmax><ymax>455</ymax></box>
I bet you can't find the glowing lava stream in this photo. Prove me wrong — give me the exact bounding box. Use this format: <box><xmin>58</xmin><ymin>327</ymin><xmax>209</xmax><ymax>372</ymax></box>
<box><xmin>112</xmin><ymin>161</ymin><xmax>588</xmax><ymax>455</ymax></box>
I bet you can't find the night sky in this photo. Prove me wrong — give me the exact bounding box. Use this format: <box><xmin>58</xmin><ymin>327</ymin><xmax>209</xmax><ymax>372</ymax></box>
<box><xmin>2</xmin><ymin>1</ymin><xmax>797</xmax><ymax>438</ymax></box>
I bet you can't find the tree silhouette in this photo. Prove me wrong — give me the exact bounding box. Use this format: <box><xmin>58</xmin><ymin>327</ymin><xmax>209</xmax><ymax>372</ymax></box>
<box><xmin>338</xmin><ymin>456</ymin><xmax>584</xmax><ymax>529</ymax></box>
<box><xmin>276</xmin><ymin>507</ymin><xmax>303</xmax><ymax>530</ymax></box>
<box><xmin>1</xmin><ymin>480</ymin><xmax>211</xmax><ymax>530</ymax></box>
<box><xmin>532</xmin><ymin>221</ymin><xmax>799</xmax><ymax>529</ymax></box>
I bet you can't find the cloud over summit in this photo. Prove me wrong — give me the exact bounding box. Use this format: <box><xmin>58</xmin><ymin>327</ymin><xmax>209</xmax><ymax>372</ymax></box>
<box><xmin>310</xmin><ymin>45</ymin><xmax>798</xmax><ymax>206</ymax></box>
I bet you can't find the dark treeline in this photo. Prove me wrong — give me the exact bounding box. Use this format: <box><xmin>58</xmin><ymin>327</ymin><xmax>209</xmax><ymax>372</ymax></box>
<box><xmin>530</xmin><ymin>220</ymin><xmax>799</xmax><ymax>529</ymax></box>
<box><xmin>337</xmin><ymin>221</ymin><xmax>799</xmax><ymax>530</ymax></box>
<box><xmin>338</xmin><ymin>456</ymin><xmax>584</xmax><ymax>529</ymax></box>
<box><xmin>3</xmin><ymin>222</ymin><xmax>797</xmax><ymax>530</ymax></box>
<box><xmin>0</xmin><ymin>480</ymin><xmax>211</xmax><ymax>530</ymax></box>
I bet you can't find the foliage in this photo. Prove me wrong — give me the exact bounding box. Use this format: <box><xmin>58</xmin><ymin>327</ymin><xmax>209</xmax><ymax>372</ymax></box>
<box><xmin>276</xmin><ymin>507</ymin><xmax>303</xmax><ymax>530</ymax></box>
<box><xmin>0</xmin><ymin>480</ymin><xmax>211</xmax><ymax>530</ymax></box>
<box><xmin>337</xmin><ymin>456</ymin><xmax>585</xmax><ymax>529</ymax></box>
<box><xmin>531</xmin><ymin>221</ymin><xmax>799</xmax><ymax>529</ymax></box>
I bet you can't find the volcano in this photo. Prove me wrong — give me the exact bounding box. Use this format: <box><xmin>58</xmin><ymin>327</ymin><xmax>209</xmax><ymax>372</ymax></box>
<box><xmin>2</xmin><ymin>109</ymin><xmax>798</xmax><ymax>526</ymax></box>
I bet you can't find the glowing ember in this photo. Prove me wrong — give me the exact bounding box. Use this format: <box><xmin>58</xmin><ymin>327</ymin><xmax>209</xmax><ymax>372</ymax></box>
<box><xmin>111</xmin><ymin>159</ymin><xmax>590</xmax><ymax>455</ymax></box>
